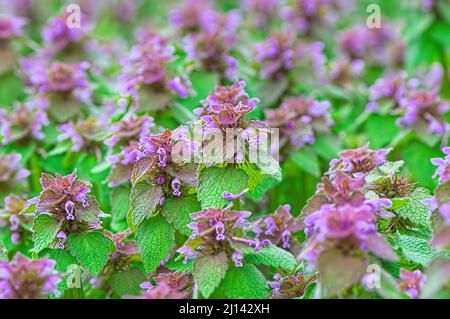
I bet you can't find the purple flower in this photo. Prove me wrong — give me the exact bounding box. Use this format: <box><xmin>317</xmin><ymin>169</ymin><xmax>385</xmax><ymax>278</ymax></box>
<box><xmin>243</xmin><ymin>0</ymin><xmax>281</xmax><ymax>27</ymax></box>
<box><xmin>265</xmin><ymin>96</ymin><xmax>333</xmax><ymax>151</ymax></box>
<box><xmin>398</xmin><ymin>269</ymin><xmax>426</xmax><ymax>299</ymax></box>
<box><xmin>301</xmin><ymin>203</ymin><xmax>377</xmax><ymax>262</ymax></box>
<box><xmin>183</xmin><ymin>29</ymin><xmax>238</xmax><ymax>80</ymax></box>
<box><xmin>177</xmin><ymin>207</ymin><xmax>258</xmax><ymax>265</ymax></box>
<box><xmin>253</xmin><ymin>204</ymin><xmax>302</xmax><ymax>249</ymax></box>
<box><xmin>58</xmin><ymin>118</ymin><xmax>106</xmax><ymax>153</ymax></box>
<box><xmin>329</xmin><ymin>144</ymin><xmax>390</xmax><ymax>176</ymax></box>
<box><xmin>167</xmin><ymin>76</ymin><xmax>193</xmax><ymax>99</ymax></box>
<box><xmin>0</xmin><ymin>153</ymin><xmax>30</xmax><ymax>192</ymax></box>
<box><xmin>41</xmin><ymin>11</ymin><xmax>91</xmax><ymax>54</ymax></box>
<box><xmin>431</xmin><ymin>147</ymin><xmax>450</xmax><ymax>184</ymax></box>
<box><xmin>0</xmin><ymin>253</ymin><xmax>60</xmax><ymax>299</ymax></box>
<box><xmin>366</xmin><ymin>72</ymin><xmax>406</xmax><ymax>112</ymax></box>
<box><xmin>0</xmin><ymin>14</ymin><xmax>27</xmax><ymax>44</ymax></box>
<box><xmin>20</xmin><ymin>58</ymin><xmax>92</xmax><ymax>105</ymax></box>
<box><xmin>269</xmin><ymin>272</ymin><xmax>318</xmax><ymax>299</ymax></box>
<box><xmin>328</xmin><ymin>58</ymin><xmax>365</xmax><ymax>87</ymax></box>
<box><xmin>254</xmin><ymin>32</ymin><xmax>296</xmax><ymax>80</ymax></box>
<box><xmin>0</xmin><ymin>195</ymin><xmax>33</xmax><ymax>246</ymax></box>
<box><xmin>0</xmin><ymin>102</ymin><xmax>49</xmax><ymax>144</ymax></box>
<box><xmin>133</xmin><ymin>272</ymin><xmax>192</xmax><ymax>299</ymax></box>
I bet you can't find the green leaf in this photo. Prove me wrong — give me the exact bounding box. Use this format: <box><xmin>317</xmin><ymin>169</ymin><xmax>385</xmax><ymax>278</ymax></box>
<box><xmin>165</xmin><ymin>256</ymin><xmax>194</xmax><ymax>273</ymax></box>
<box><xmin>220</xmin><ymin>264</ymin><xmax>269</xmax><ymax>299</ymax></box>
<box><xmin>108</xmin><ymin>268</ymin><xmax>147</xmax><ymax>298</ymax></box>
<box><xmin>244</xmin><ymin>245</ymin><xmax>297</xmax><ymax>272</ymax></box>
<box><xmin>0</xmin><ymin>241</ymin><xmax>7</xmax><ymax>261</ymax></box>
<box><xmin>161</xmin><ymin>196</ymin><xmax>201</xmax><ymax>236</ymax></box>
<box><xmin>110</xmin><ymin>185</ymin><xmax>131</xmax><ymax>225</ymax></box>
<box><xmin>41</xmin><ymin>248</ymin><xmax>78</xmax><ymax>272</ymax></box>
<box><xmin>236</xmin><ymin>161</ymin><xmax>265</xmax><ymax>191</ymax></box>
<box><xmin>193</xmin><ymin>252</ymin><xmax>229</xmax><ymax>298</ymax></box>
<box><xmin>247</xmin><ymin>175</ymin><xmax>279</xmax><ymax>201</ymax></box>
<box><xmin>395</xmin><ymin>233</ymin><xmax>435</xmax><ymax>266</ymax></box>
<box><xmin>396</xmin><ymin>187</ymin><xmax>432</xmax><ymax>228</ymax></box>
<box><xmin>136</xmin><ymin>215</ymin><xmax>175</xmax><ymax>274</ymax></box>
<box><xmin>291</xmin><ymin>147</ymin><xmax>321</xmax><ymax>177</ymax></box>
<box><xmin>197</xmin><ymin>167</ymin><xmax>248</xmax><ymax>209</ymax></box>
<box><xmin>317</xmin><ymin>248</ymin><xmax>366</xmax><ymax>298</ymax></box>
<box><xmin>67</xmin><ymin>231</ymin><xmax>115</xmax><ymax>275</ymax></box>
<box><xmin>130</xmin><ymin>182</ymin><xmax>163</xmax><ymax>227</ymax></box>
<box><xmin>365</xmin><ymin>114</ymin><xmax>400</xmax><ymax>148</ymax></box>
<box><xmin>366</xmin><ymin>160</ymin><xmax>404</xmax><ymax>184</ymax></box>
<box><xmin>32</xmin><ymin>214</ymin><xmax>60</xmax><ymax>253</ymax></box>
<box><xmin>312</xmin><ymin>134</ymin><xmax>341</xmax><ymax>161</ymax></box>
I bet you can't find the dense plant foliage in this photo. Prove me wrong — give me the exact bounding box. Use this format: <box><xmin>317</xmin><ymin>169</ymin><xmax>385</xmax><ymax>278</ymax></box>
<box><xmin>0</xmin><ymin>0</ymin><xmax>449</xmax><ymax>299</ymax></box>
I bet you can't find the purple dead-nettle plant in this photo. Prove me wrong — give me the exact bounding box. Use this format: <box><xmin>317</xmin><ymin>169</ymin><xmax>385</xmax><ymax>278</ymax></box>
<box><xmin>136</xmin><ymin>272</ymin><xmax>193</xmax><ymax>299</ymax></box>
<box><xmin>183</xmin><ymin>28</ymin><xmax>238</xmax><ymax>81</ymax></box>
<box><xmin>0</xmin><ymin>153</ymin><xmax>30</xmax><ymax>194</ymax></box>
<box><xmin>41</xmin><ymin>10</ymin><xmax>92</xmax><ymax>55</ymax></box>
<box><xmin>242</xmin><ymin>0</ymin><xmax>281</xmax><ymax>28</ymax></box>
<box><xmin>0</xmin><ymin>14</ymin><xmax>27</xmax><ymax>74</ymax></box>
<box><xmin>118</xmin><ymin>29</ymin><xmax>191</xmax><ymax>111</ymax></box>
<box><xmin>194</xmin><ymin>81</ymin><xmax>260</xmax><ymax>117</ymax></box>
<box><xmin>396</xmin><ymin>73</ymin><xmax>449</xmax><ymax>138</ymax></box>
<box><xmin>0</xmin><ymin>253</ymin><xmax>61</xmax><ymax>299</ymax></box>
<box><xmin>19</xmin><ymin>58</ymin><xmax>92</xmax><ymax>122</ymax></box>
<box><xmin>0</xmin><ymin>195</ymin><xmax>33</xmax><ymax>245</ymax></box>
<box><xmin>0</xmin><ymin>102</ymin><xmax>49</xmax><ymax>145</ymax></box>
<box><xmin>35</xmin><ymin>170</ymin><xmax>106</xmax><ymax>249</ymax></box>
<box><xmin>328</xmin><ymin>144</ymin><xmax>390</xmax><ymax>177</ymax></box>
<box><xmin>365</xmin><ymin>72</ymin><xmax>406</xmax><ymax>112</ymax></box>
<box><xmin>328</xmin><ymin>57</ymin><xmax>365</xmax><ymax>89</ymax></box>
<box><xmin>269</xmin><ymin>272</ymin><xmax>318</xmax><ymax>299</ymax></box>
<box><xmin>265</xmin><ymin>96</ymin><xmax>333</xmax><ymax>155</ymax></box>
<box><xmin>99</xmin><ymin>230</ymin><xmax>139</xmax><ymax>277</ymax></box>
<box><xmin>252</xmin><ymin>204</ymin><xmax>302</xmax><ymax>250</ymax></box>
<box><xmin>57</xmin><ymin>117</ymin><xmax>108</xmax><ymax>160</ymax></box>
<box><xmin>105</xmin><ymin>115</ymin><xmax>155</xmax><ymax>187</ymax></box>
<box><xmin>398</xmin><ymin>269</ymin><xmax>426</xmax><ymax>299</ymax></box>
<box><xmin>280</xmin><ymin>0</ymin><xmax>353</xmax><ymax>36</ymax></box>
<box><xmin>339</xmin><ymin>22</ymin><xmax>404</xmax><ymax>68</ymax></box>
<box><xmin>177</xmin><ymin>207</ymin><xmax>270</xmax><ymax>266</ymax></box>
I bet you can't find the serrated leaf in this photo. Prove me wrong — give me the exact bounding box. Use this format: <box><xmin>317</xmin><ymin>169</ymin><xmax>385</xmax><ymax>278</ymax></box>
<box><xmin>366</xmin><ymin>161</ymin><xmax>404</xmax><ymax>184</ymax></box>
<box><xmin>193</xmin><ymin>252</ymin><xmax>229</xmax><ymax>298</ymax></box>
<box><xmin>130</xmin><ymin>182</ymin><xmax>163</xmax><ymax>227</ymax></box>
<box><xmin>197</xmin><ymin>167</ymin><xmax>248</xmax><ymax>209</ymax></box>
<box><xmin>396</xmin><ymin>187</ymin><xmax>431</xmax><ymax>228</ymax></box>
<box><xmin>247</xmin><ymin>175</ymin><xmax>279</xmax><ymax>201</ymax></box>
<box><xmin>136</xmin><ymin>215</ymin><xmax>175</xmax><ymax>274</ymax></box>
<box><xmin>161</xmin><ymin>196</ymin><xmax>201</xmax><ymax>236</ymax></box>
<box><xmin>165</xmin><ymin>256</ymin><xmax>194</xmax><ymax>273</ymax></box>
<box><xmin>110</xmin><ymin>185</ymin><xmax>131</xmax><ymax>224</ymax></box>
<box><xmin>244</xmin><ymin>245</ymin><xmax>297</xmax><ymax>272</ymax></box>
<box><xmin>236</xmin><ymin>161</ymin><xmax>265</xmax><ymax>191</ymax></box>
<box><xmin>108</xmin><ymin>268</ymin><xmax>147</xmax><ymax>298</ymax></box>
<box><xmin>67</xmin><ymin>231</ymin><xmax>115</xmax><ymax>275</ymax></box>
<box><xmin>395</xmin><ymin>233</ymin><xmax>435</xmax><ymax>265</ymax></box>
<box><xmin>317</xmin><ymin>248</ymin><xmax>366</xmax><ymax>298</ymax></box>
<box><xmin>32</xmin><ymin>214</ymin><xmax>60</xmax><ymax>253</ymax></box>
<box><xmin>41</xmin><ymin>248</ymin><xmax>78</xmax><ymax>272</ymax></box>
<box><xmin>220</xmin><ymin>264</ymin><xmax>269</xmax><ymax>299</ymax></box>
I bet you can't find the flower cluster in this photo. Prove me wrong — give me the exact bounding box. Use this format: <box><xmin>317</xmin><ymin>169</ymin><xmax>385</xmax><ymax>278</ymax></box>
<box><xmin>35</xmin><ymin>171</ymin><xmax>104</xmax><ymax>244</ymax></box>
<box><xmin>242</xmin><ymin>0</ymin><xmax>281</xmax><ymax>27</ymax></box>
<box><xmin>137</xmin><ymin>272</ymin><xmax>192</xmax><ymax>299</ymax></box>
<box><xmin>105</xmin><ymin>115</ymin><xmax>154</xmax><ymax>187</ymax></box>
<box><xmin>398</xmin><ymin>269</ymin><xmax>426</xmax><ymax>299</ymax></box>
<box><xmin>0</xmin><ymin>14</ymin><xmax>27</xmax><ymax>46</ymax></box>
<box><xmin>178</xmin><ymin>207</ymin><xmax>270</xmax><ymax>266</ymax></box>
<box><xmin>0</xmin><ymin>195</ymin><xmax>32</xmax><ymax>245</ymax></box>
<box><xmin>0</xmin><ymin>102</ymin><xmax>49</xmax><ymax>144</ymax></box>
<box><xmin>0</xmin><ymin>153</ymin><xmax>29</xmax><ymax>193</ymax></box>
<box><xmin>253</xmin><ymin>204</ymin><xmax>302</xmax><ymax>250</ymax></box>
<box><xmin>103</xmin><ymin>230</ymin><xmax>139</xmax><ymax>272</ymax></box>
<box><xmin>268</xmin><ymin>272</ymin><xmax>317</xmax><ymax>298</ymax></box>
<box><xmin>0</xmin><ymin>253</ymin><xmax>60</xmax><ymax>299</ymax></box>
<box><xmin>265</xmin><ymin>96</ymin><xmax>332</xmax><ymax>152</ymax></box>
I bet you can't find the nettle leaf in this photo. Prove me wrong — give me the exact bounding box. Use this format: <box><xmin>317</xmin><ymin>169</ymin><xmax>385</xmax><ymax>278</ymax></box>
<box><xmin>244</xmin><ymin>245</ymin><xmax>297</xmax><ymax>272</ymax></box>
<box><xmin>67</xmin><ymin>231</ymin><xmax>115</xmax><ymax>276</ymax></box>
<box><xmin>193</xmin><ymin>252</ymin><xmax>229</xmax><ymax>298</ymax></box>
<box><xmin>291</xmin><ymin>147</ymin><xmax>321</xmax><ymax>177</ymax></box>
<box><xmin>165</xmin><ymin>256</ymin><xmax>194</xmax><ymax>273</ymax></box>
<box><xmin>110</xmin><ymin>185</ymin><xmax>131</xmax><ymax>225</ymax></box>
<box><xmin>161</xmin><ymin>196</ymin><xmax>201</xmax><ymax>236</ymax></box>
<box><xmin>130</xmin><ymin>182</ymin><xmax>163</xmax><ymax>227</ymax></box>
<box><xmin>108</xmin><ymin>268</ymin><xmax>147</xmax><ymax>298</ymax></box>
<box><xmin>220</xmin><ymin>264</ymin><xmax>269</xmax><ymax>299</ymax></box>
<box><xmin>366</xmin><ymin>160</ymin><xmax>404</xmax><ymax>184</ymax></box>
<box><xmin>394</xmin><ymin>233</ymin><xmax>435</xmax><ymax>266</ymax></box>
<box><xmin>136</xmin><ymin>215</ymin><xmax>175</xmax><ymax>274</ymax></box>
<box><xmin>247</xmin><ymin>175</ymin><xmax>279</xmax><ymax>201</ymax></box>
<box><xmin>236</xmin><ymin>162</ymin><xmax>265</xmax><ymax>192</ymax></box>
<box><xmin>32</xmin><ymin>214</ymin><xmax>60</xmax><ymax>253</ymax></box>
<box><xmin>396</xmin><ymin>187</ymin><xmax>431</xmax><ymax>228</ymax></box>
<box><xmin>41</xmin><ymin>248</ymin><xmax>78</xmax><ymax>272</ymax></box>
<box><xmin>317</xmin><ymin>248</ymin><xmax>366</xmax><ymax>298</ymax></box>
<box><xmin>197</xmin><ymin>167</ymin><xmax>248</xmax><ymax>209</ymax></box>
